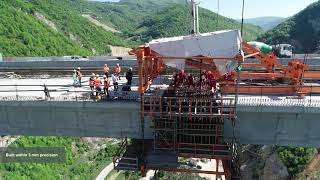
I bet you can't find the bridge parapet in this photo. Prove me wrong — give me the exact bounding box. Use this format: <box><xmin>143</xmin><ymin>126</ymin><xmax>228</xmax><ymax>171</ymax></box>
<box><xmin>0</xmin><ymin>100</ymin><xmax>149</xmax><ymax>139</ymax></box>
<box><xmin>237</xmin><ymin>96</ymin><xmax>320</xmax><ymax>113</ymax></box>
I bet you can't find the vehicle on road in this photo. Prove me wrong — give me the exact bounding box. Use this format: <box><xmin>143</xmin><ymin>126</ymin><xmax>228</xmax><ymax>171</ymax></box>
<box><xmin>273</xmin><ymin>44</ymin><xmax>293</xmax><ymax>58</ymax></box>
<box><xmin>63</xmin><ymin>56</ymin><xmax>89</xmax><ymax>61</ymax></box>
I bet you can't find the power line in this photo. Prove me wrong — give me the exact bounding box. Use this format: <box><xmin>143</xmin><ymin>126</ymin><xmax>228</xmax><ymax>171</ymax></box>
<box><xmin>240</xmin><ymin>0</ymin><xmax>245</xmax><ymax>36</ymax></box>
<box><xmin>216</xmin><ymin>0</ymin><xmax>220</xmax><ymax>29</ymax></box>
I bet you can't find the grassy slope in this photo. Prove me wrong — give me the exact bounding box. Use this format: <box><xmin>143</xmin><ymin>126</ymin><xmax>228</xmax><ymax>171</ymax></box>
<box><xmin>85</xmin><ymin>0</ymin><xmax>186</xmax><ymax>44</ymax></box>
<box><xmin>0</xmin><ymin>1</ymin><xmax>90</xmax><ymax>57</ymax></box>
<box><xmin>0</xmin><ymin>0</ymin><xmax>129</xmax><ymax>57</ymax></box>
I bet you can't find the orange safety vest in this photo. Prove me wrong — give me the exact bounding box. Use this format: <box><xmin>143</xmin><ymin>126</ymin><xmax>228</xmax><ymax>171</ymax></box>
<box><xmin>103</xmin><ymin>66</ymin><xmax>110</xmax><ymax>73</ymax></box>
<box><xmin>94</xmin><ymin>78</ymin><xmax>101</xmax><ymax>88</ymax></box>
<box><xmin>104</xmin><ymin>79</ymin><xmax>110</xmax><ymax>88</ymax></box>
<box><xmin>115</xmin><ymin>66</ymin><xmax>121</xmax><ymax>73</ymax></box>
<box><xmin>89</xmin><ymin>77</ymin><xmax>95</xmax><ymax>86</ymax></box>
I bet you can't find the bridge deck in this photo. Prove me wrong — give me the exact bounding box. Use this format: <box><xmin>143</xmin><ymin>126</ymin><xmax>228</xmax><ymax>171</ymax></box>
<box><xmin>0</xmin><ymin>76</ymin><xmax>320</xmax><ymax>147</ymax></box>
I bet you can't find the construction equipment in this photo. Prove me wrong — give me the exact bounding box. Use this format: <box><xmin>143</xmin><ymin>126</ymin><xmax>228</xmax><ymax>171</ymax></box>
<box><xmin>111</xmin><ymin>32</ymin><xmax>320</xmax><ymax>179</ymax></box>
<box><xmin>273</xmin><ymin>44</ymin><xmax>293</xmax><ymax>58</ymax></box>
<box><xmin>221</xmin><ymin>41</ymin><xmax>320</xmax><ymax>95</ymax></box>
<box><xmin>114</xmin><ymin>30</ymin><xmax>244</xmax><ymax>179</ymax></box>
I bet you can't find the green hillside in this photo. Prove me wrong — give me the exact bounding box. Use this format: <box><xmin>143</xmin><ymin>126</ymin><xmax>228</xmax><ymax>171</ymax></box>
<box><xmin>0</xmin><ymin>0</ymin><xmax>263</xmax><ymax>57</ymax></box>
<box><xmin>85</xmin><ymin>0</ymin><xmax>185</xmax><ymax>39</ymax></box>
<box><xmin>86</xmin><ymin>1</ymin><xmax>263</xmax><ymax>44</ymax></box>
<box><xmin>257</xmin><ymin>1</ymin><xmax>320</xmax><ymax>53</ymax></box>
<box><xmin>137</xmin><ymin>5</ymin><xmax>263</xmax><ymax>42</ymax></box>
<box><xmin>0</xmin><ymin>1</ymin><xmax>89</xmax><ymax>57</ymax></box>
<box><xmin>0</xmin><ymin>0</ymin><xmax>128</xmax><ymax>57</ymax></box>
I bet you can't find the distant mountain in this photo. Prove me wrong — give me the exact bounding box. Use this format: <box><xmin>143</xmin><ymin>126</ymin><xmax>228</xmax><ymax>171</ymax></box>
<box><xmin>238</xmin><ymin>17</ymin><xmax>287</xmax><ymax>31</ymax></box>
<box><xmin>257</xmin><ymin>1</ymin><xmax>320</xmax><ymax>53</ymax></box>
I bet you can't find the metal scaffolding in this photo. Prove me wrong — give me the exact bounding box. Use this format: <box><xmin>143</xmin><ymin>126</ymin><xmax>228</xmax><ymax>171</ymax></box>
<box><xmin>142</xmin><ymin>86</ymin><xmax>239</xmax><ymax>178</ymax></box>
<box><xmin>112</xmin><ymin>46</ymin><xmax>243</xmax><ymax>179</ymax></box>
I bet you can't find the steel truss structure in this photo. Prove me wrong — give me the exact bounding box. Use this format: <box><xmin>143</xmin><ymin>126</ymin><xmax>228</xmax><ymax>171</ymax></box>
<box><xmin>113</xmin><ymin>41</ymin><xmax>320</xmax><ymax>179</ymax></box>
<box><xmin>128</xmin><ymin>46</ymin><xmax>242</xmax><ymax>179</ymax></box>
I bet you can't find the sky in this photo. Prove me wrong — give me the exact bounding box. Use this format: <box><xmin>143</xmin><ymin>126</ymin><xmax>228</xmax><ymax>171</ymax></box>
<box><xmin>90</xmin><ymin>0</ymin><xmax>318</xmax><ymax>19</ymax></box>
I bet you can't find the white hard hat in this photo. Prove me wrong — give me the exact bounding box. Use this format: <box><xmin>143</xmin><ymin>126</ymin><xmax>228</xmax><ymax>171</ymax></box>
<box><xmin>73</xmin><ymin>69</ymin><xmax>76</xmax><ymax>72</ymax></box>
<box><xmin>116</xmin><ymin>63</ymin><xmax>119</xmax><ymax>66</ymax></box>
<box><xmin>91</xmin><ymin>73</ymin><xmax>95</xmax><ymax>76</ymax></box>
<box><xmin>96</xmin><ymin>74</ymin><xmax>99</xmax><ymax>77</ymax></box>
<box><xmin>103</xmin><ymin>75</ymin><xmax>107</xmax><ymax>78</ymax></box>
<box><xmin>104</xmin><ymin>64</ymin><xmax>108</xmax><ymax>66</ymax></box>
<box><xmin>77</xmin><ymin>67</ymin><xmax>81</xmax><ymax>70</ymax></box>
<box><xmin>129</xmin><ymin>67</ymin><xmax>133</xmax><ymax>71</ymax></box>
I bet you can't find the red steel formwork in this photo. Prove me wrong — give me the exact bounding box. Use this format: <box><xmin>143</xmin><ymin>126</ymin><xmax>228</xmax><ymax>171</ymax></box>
<box><xmin>142</xmin><ymin>91</ymin><xmax>239</xmax><ymax>179</ymax></box>
<box><xmin>135</xmin><ymin>47</ymin><xmax>241</xmax><ymax>179</ymax></box>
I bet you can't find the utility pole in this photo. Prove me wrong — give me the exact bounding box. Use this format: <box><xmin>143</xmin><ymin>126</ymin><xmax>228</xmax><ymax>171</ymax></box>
<box><xmin>191</xmin><ymin>0</ymin><xmax>199</xmax><ymax>35</ymax></box>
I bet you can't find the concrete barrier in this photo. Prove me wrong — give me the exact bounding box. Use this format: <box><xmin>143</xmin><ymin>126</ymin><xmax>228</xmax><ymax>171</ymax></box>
<box><xmin>224</xmin><ymin>104</ymin><xmax>320</xmax><ymax>147</ymax></box>
<box><xmin>1</xmin><ymin>99</ymin><xmax>320</xmax><ymax>147</ymax></box>
<box><xmin>0</xmin><ymin>101</ymin><xmax>153</xmax><ymax>139</ymax></box>
<box><xmin>0</xmin><ymin>58</ymin><xmax>136</xmax><ymax>71</ymax></box>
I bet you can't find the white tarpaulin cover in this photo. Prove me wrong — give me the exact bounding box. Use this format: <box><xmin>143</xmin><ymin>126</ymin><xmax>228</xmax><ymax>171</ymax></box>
<box><xmin>147</xmin><ymin>30</ymin><xmax>242</xmax><ymax>75</ymax></box>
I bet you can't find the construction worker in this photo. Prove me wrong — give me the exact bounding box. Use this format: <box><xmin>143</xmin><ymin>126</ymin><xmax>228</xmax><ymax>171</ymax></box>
<box><xmin>208</xmin><ymin>73</ymin><xmax>217</xmax><ymax>92</ymax></box>
<box><xmin>197</xmin><ymin>73</ymin><xmax>207</xmax><ymax>90</ymax></box>
<box><xmin>172</xmin><ymin>72</ymin><xmax>178</xmax><ymax>87</ymax></box>
<box><xmin>72</xmin><ymin>69</ymin><xmax>77</xmax><ymax>86</ymax></box>
<box><xmin>103</xmin><ymin>64</ymin><xmax>110</xmax><ymax>78</ymax></box>
<box><xmin>44</xmin><ymin>84</ymin><xmax>50</xmax><ymax>100</ymax></box>
<box><xmin>103</xmin><ymin>75</ymin><xmax>110</xmax><ymax>97</ymax></box>
<box><xmin>76</xmin><ymin>67</ymin><xmax>83</xmax><ymax>86</ymax></box>
<box><xmin>126</xmin><ymin>67</ymin><xmax>133</xmax><ymax>86</ymax></box>
<box><xmin>177</xmin><ymin>70</ymin><xmax>186</xmax><ymax>88</ymax></box>
<box><xmin>223</xmin><ymin>72</ymin><xmax>233</xmax><ymax>81</ymax></box>
<box><xmin>114</xmin><ymin>63</ymin><xmax>121</xmax><ymax>80</ymax></box>
<box><xmin>94</xmin><ymin>74</ymin><xmax>102</xmax><ymax>96</ymax></box>
<box><xmin>89</xmin><ymin>73</ymin><xmax>96</xmax><ymax>96</ymax></box>
<box><xmin>187</xmin><ymin>74</ymin><xmax>195</xmax><ymax>88</ymax></box>
<box><xmin>111</xmin><ymin>73</ymin><xmax>119</xmax><ymax>91</ymax></box>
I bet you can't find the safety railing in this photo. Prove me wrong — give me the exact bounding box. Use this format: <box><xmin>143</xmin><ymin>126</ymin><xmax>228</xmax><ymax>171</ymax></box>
<box><xmin>237</xmin><ymin>97</ymin><xmax>320</xmax><ymax>107</ymax></box>
<box><xmin>0</xmin><ymin>84</ymin><xmax>140</xmax><ymax>102</ymax></box>
<box><xmin>177</xmin><ymin>143</ymin><xmax>231</xmax><ymax>159</ymax></box>
<box><xmin>112</xmin><ymin>138</ymin><xmax>139</xmax><ymax>171</ymax></box>
<box><xmin>221</xmin><ymin>84</ymin><xmax>320</xmax><ymax>107</ymax></box>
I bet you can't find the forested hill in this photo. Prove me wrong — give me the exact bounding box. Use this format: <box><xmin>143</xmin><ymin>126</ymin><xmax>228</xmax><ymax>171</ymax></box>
<box><xmin>257</xmin><ymin>1</ymin><xmax>320</xmax><ymax>53</ymax></box>
<box><xmin>0</xmin><ymin>0</ymin><xmax>128</xmax><ymax>57</ymax></box>
<box><xmin>0</xmin><ymin>0</ymin><xmax>263</xmax><ymax>57</ymax></box>
<box><xmin>85</xmin><ymin>0</ymin><xmax>187</xmax><ymax>40</ymax></box>
<box><xmin>87</xmin><ymin>0</ymin><xmax>263</xmax><ymax>43</ymax></box>
<box><xmin>136</xmin><ymin>5</ymin><xmax>263</xmax><ymax>42</ymax></box>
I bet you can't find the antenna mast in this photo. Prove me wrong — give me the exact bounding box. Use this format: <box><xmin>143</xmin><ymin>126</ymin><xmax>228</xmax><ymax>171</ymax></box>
<box><xmin>191</xmin><ymin>0</ymin><xmax>199</xmax><ymax>35</ymax></box>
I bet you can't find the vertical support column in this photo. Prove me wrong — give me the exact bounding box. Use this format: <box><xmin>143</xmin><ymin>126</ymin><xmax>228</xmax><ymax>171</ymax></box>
<box><xmin>137</xmin><ymin>47</ymin><xmax>144</xmax><ymax>94</ymax></box>
<box><xmin>144</xmin><ymin>47</ymin><xmax>152</xmax><ymax>91</ymax></box>
<box><xmin>191</xmin><ymin>0</ymin><xmax>199</xmax><ymax>35</ymax></box>
<box><xmin>195</xmin><ymin>1</ymin><xmax>199</xmax><ymax>34</ymax></box>
<box><xmin>137</xmin><ymin>47</ymin><xmax>147</xmax><ymax>177</ymax></box>
<box><xmin>140</xmin><ymin>94</ymin><xmax>146</xmax><ymax>177</ymax></box>
<box><xmin>144</xmin><ymin>58</ymin><xmax>149</xmax><ymax>90</ymax></box>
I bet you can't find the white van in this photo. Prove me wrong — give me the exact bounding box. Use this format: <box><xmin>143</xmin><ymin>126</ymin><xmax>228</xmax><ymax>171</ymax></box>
<box><xmin>274</xmin><ymin>44</ymin><xmax>293</xmax><ymax>58</ymax></box>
